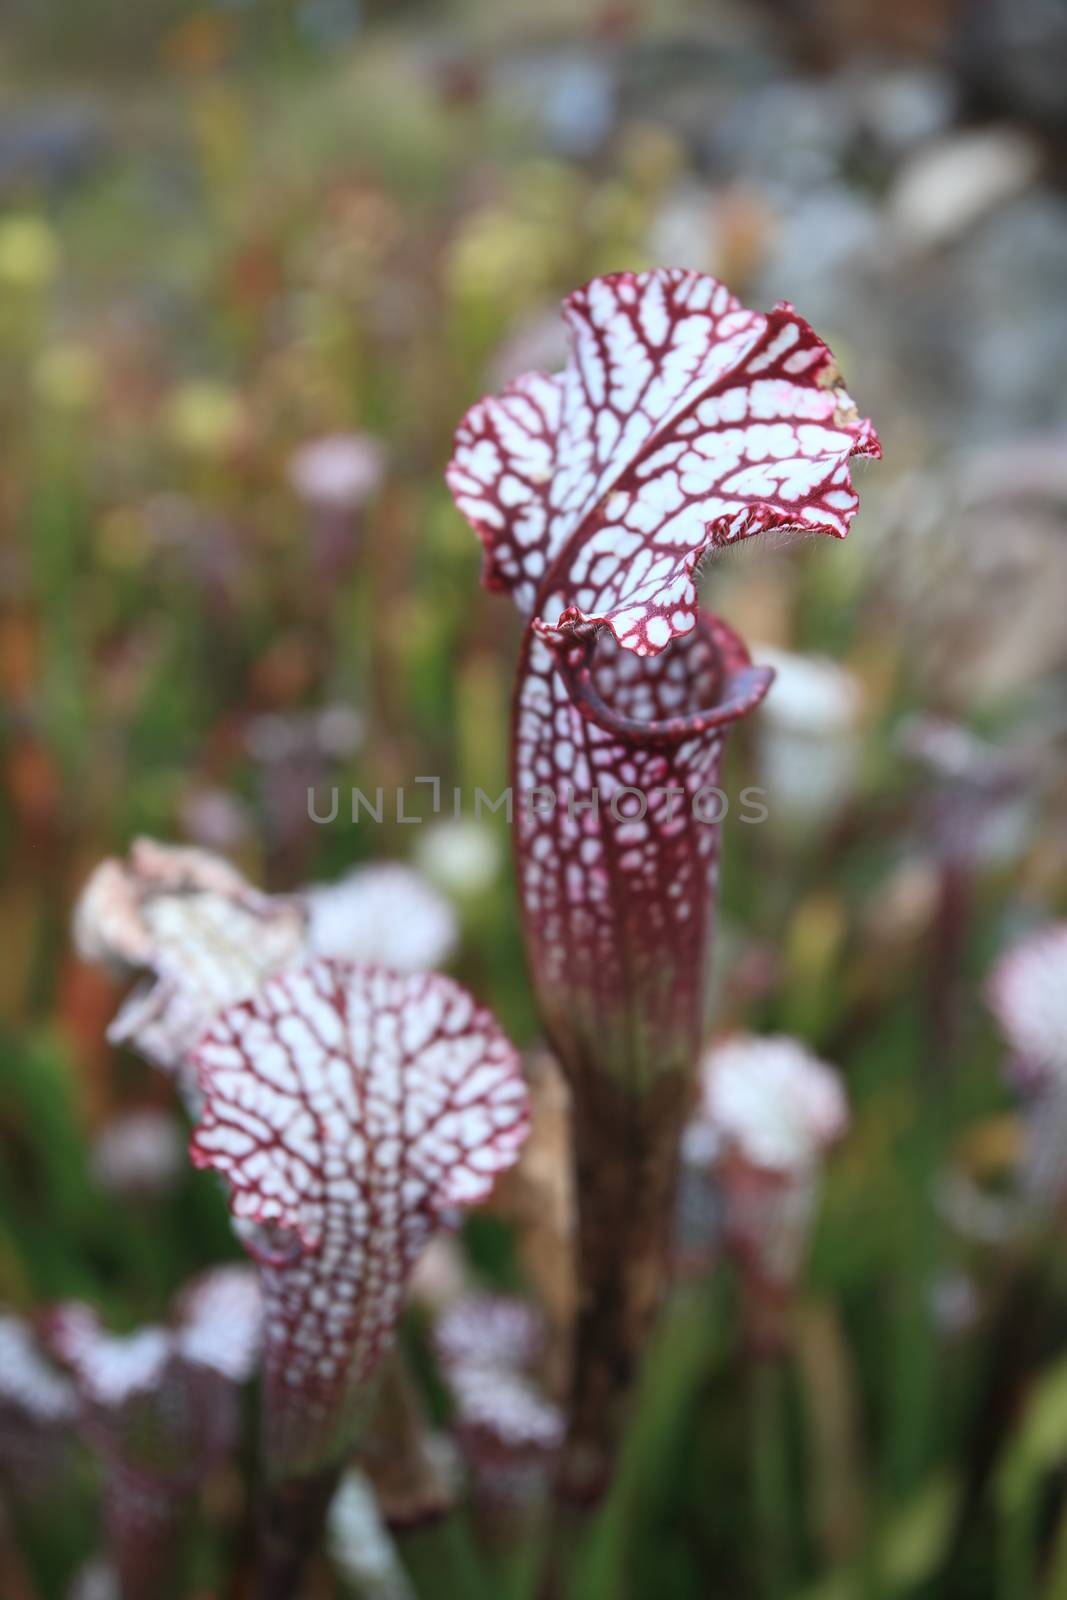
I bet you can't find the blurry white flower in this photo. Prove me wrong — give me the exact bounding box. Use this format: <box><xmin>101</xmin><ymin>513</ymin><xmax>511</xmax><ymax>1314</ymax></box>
<box><xmin>702</xmin><ymin>1034</ymin><xmax>849</xmax><ymax>1177</ymax></box>
<box><xmin>0</xmin><ymin>1312</ymin><xmax>77</xmax><ymax>1496</ymax></box>
<box><xmin>689</xmin><ymin>1035</ymin><xmax>848</xmax><ymax>1350</ymax></box>
<box><xmin>303</xmin><ymin>863</ymin><xmax>458</xmax><ymax>971</ymax></box>
<box><xmin>51</xmin><ymin>1316</ymin><xmax>172</xmax><ymax>1410</ymax></box>
<box><xmin>73</xmin><ymin>840</ymin><xmax>306</xmax><ymax>1104</ymax></box>
<box><xmin>987</xmin><ymin>925</ymin><xmax>1067</xmax><ymax>1208</ymax></box>
<box><xmin>0</xmin><ymin>1314</ymin><xmax>76</xmax><ymax>1427</ymax></box>
<box><xmin>91</xmin><ymin>1109</ymin><xmax>185</xmax><ymax>1199</ymax></box>
<box><xmin>753</xmin><ymin>646</ymin><xmax>863</xmax><ymax>830</ymax></box>
<box><xmin>287</xmin><ymin>433</ymin><xmax>385</xmax><ymax>514</ymax></box>
<box><xmin>433</xmin><ymin>1294</ymin><xmax>562</xmax><ymax>1505</ymax></box>
<box><xmin>49</xmin><ymin>1267</ymin><xmax>261</xmax><ymax>1419</ymax></box>
<box><xmin>173</xmin><ymin>1266</ymin><xmax>263</xmax><ymax>1384</ymax></box>
<box><xmin>316</xmin><ymin>702</ymin><xmax>366</xmax><ymax>759</ymax></box>
<box><xmin>414</xmin><ymin>819</ymin><xmax>502</xmax><ymax>899</ymax></box>
<box><xmin>74</xmin><ymin>839</ymin><xmax>279</xmax><ymax>974</ymax></box>
<box><xmin>328</xmin><ymin>1470</ymin><xmax>415</xmax><ymax>1600</ymax></box>
<box><xmin>75</xmin><ymin>839</ymin><xmax>456</xmax><ymax>1107</ymax></box>
<box><xmin>987</xmin><ymin>923</ymin><xmax>1067</xmax><ymax>1086</ymax></box>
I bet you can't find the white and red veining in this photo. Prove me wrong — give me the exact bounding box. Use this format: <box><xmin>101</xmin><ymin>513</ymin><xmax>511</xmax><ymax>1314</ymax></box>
<box><xmin>448</xmin><ymin>269</ymin><xmax>878</xmax><ymax>1085</ymax></box>
<box><xmin>448</xmin><ymin>268</ymin><xmax>880</xmax><ymax>656</ymax></box>
<box><xmin>190</xmin><ymin>959</ymin><xmax>528</xmax><ymax>1474</ymax></box>
<box><xmin>448</xmin><ymin>266</ymin><xmax>878</xmax><ymax>1484</ymax></box>
<box><xmin>512</xmin><ymin>614</ymin><xmax>771</xmax><ymax>1083</ymax></box>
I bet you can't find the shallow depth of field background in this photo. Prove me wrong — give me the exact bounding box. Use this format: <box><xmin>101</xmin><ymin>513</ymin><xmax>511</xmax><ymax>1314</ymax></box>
<box><xmin>2</xmin><ymin>0</ymin><xmax>1067</xmax><ymax>1595</ymax></box>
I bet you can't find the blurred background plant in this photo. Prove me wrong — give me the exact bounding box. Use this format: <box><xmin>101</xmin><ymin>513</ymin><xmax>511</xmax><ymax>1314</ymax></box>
<box><xmin>1</xmin><ymin>0</ymin><xmax>1066</xmax><ymax>1595</ymax></box>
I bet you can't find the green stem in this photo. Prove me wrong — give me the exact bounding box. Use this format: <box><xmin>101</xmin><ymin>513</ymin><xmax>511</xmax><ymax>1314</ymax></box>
<box><xmin>396</xmin><ymin>1513</ymin><xmax>492</xmax><ymax>1600</ymax></box>
<box><xmin>1041</xmin><ymin>1484</ymin><xmax>1067</xmax><ymax>1600</ymax></box>
<box><xmin>570</xmin><ymin>1289</ymin><xmax>721</xmax><ymax>1600</ymax></box>
<box><xmin>998</xmin><ymin>1488</ymin><xmax>1038</xmax><ymax>1600</ymax></box>
<box><xmin>751</xmin><ymin>1358</ymin><xmax>792</xmax><ymax>1600</ymax></box>
<box><xmin>884</xmin><ymin>1085</ymin><xmax>948</xmax><ymax>1503</ymax></box>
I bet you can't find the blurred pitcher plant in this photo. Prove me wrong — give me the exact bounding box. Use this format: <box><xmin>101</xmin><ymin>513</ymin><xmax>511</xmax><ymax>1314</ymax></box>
<box><xmin>448</xmin><ymin>266</ymin><xmax>879</xmax><ymax>1503</ymax></box>
<box><xmin>191</xmin><ymin>960</ymin><xmax>528</xmax><ymax>1594</ymax></box>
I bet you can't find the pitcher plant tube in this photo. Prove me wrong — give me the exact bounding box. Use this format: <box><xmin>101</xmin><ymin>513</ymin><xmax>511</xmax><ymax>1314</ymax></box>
<box><xmin>447</xmin><ymin>266</ymin><xmax>880</xmax><ymax>1501</ymax></box>
<box><xmin>987</xmin><ymin>922</ymin><xmax>1067</xmax><ymax>1206</ymax></box>
<box><xmin>189</xmin><ymin>958</ymin><xmax>528</xmax><ymax>1596</ymax></box>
